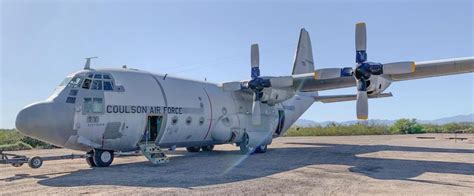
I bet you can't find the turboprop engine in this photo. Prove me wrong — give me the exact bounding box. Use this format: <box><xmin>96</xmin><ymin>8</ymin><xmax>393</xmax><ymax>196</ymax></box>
<box><xmin>222</xmin><ymin>44</ymin><xmax>295</xmax><ymax>125</ymax></box>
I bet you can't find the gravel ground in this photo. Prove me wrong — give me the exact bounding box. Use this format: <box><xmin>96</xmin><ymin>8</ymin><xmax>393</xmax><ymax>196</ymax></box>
<box><xmin>0</xmin><ymin>134</ymin><xmax>473</xmax><ymax>195</ymax></box>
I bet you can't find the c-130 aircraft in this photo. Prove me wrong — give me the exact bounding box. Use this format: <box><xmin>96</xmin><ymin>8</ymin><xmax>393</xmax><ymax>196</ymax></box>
<box><xmin>15</xmin><ymin>23</ymin><xmax>474</xmax><ymax>167</ymax></box>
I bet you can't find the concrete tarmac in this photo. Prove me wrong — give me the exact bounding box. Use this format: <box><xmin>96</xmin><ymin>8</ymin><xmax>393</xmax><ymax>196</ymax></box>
<box><xmin>0</xmin><ymin>134</ymin><xmax>473</xmax><ymax>195</ymax></box>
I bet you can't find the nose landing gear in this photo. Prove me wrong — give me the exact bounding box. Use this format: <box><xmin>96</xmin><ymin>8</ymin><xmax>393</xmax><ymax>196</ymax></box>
<box><xmin>86</xmin><ymin>149</ymin><xmax>114</xmax><ymax>167</ymax></box>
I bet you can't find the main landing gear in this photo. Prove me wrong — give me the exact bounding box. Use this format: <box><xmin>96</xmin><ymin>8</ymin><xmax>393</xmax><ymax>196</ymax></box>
<box><xmin>239</xmin><ymin>133</ymin><xmax>268</xmax><ymax>154</ymax></box>
<box><xmin>86</xmin><ymin>149</ymin><xmax>114</xmax><ymax>167</ymax></box>
<box><xmin>186</xmin><ymin>145</ymin><xmax>215</xmax><ymax>153</ymax></box>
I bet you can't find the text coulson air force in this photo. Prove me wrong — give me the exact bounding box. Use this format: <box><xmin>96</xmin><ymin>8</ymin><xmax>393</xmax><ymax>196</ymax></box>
<box><xmin>106</xmin><ymin>105</ymin><xmax>183</xmax><ymax>114</ymax></box>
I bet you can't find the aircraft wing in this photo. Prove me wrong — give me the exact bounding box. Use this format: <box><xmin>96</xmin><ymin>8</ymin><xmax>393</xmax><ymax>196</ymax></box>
<box><xmin>293</xmin><ymin>57</ymin><xmax>474</xmax><ymax>92</ymax></box>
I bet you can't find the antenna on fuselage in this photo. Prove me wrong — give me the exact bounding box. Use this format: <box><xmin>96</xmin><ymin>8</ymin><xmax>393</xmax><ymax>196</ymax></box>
<box><xmin>84</xmin><ymin>57</ymin><xmax>98</xmax><ymax>70</ymax></box>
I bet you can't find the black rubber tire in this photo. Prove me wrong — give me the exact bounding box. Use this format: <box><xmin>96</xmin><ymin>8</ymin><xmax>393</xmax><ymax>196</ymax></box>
<box><xmin>28</xmin><ymin>156</ymin><xmax>43</xmax><ymax>169</ymax></box>
<box><xmin>92</xmin><ymin>149</ymin><xmax>114</xmax><ymax>167</ymax></box>
<box><xmin>186</xmin><ymin>147</ymin><xmax>201</xmax><ymax>152</ymax></box>
<box><xmin>201</xmin><ymin>145</ymin><xmax>214</xmax><ymax>152</ymax></box>
<box><xmin>255</xmin><ymin>145</ymin><xmax>268</xmax><ymax>153</ymax></box>
<box><xmin>239</xmin><ymin>133</ymin><xmax>255</xmax><ymax>155</ymax></box>
<box><xmin>86</xmin><ymin>151</ymin><xmax>96</xmax><ymax>167</ymax></box>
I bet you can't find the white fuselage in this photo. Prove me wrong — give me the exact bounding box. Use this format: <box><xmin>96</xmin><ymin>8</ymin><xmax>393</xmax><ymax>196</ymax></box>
<box><xmin>20</xmin><ymin>68</ymin><xmax>313</xmax><ymax>152</ymax></box>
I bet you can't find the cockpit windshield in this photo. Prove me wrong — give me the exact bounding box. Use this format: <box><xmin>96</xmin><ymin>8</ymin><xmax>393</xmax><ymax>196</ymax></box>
<box><xmin>63</xmin><ymin>72</ymin><xmax>115</xmax><ymax>91</ymax></box>
<box><xmin>82</xmin><ymin>73</ymin><xmax>115</xmax><ymax>91</ymax></box>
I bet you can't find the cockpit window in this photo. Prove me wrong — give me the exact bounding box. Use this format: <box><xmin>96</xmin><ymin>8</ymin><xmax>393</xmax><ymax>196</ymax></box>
<box><xmin>91</xmin><ymin>80</ymin><xmax>103</xmax><ymax>90</ymax></box>
<box><xmin>59</xmin><ymin>77</ymin><xmax>72</xmax><ymax>86</ymax></box>
<box><xmin>103</xmin><ymin>81</ymin><xmax>114</xmax><ymax>91</ymax></box>
<box><xmin>82</xmin><ymin>79</ymin><xmax>91</xmax><ymax>89</ymax></box>
<box><xmin>94</xmin><ymin>74</ymin><xmax>102</xmax><ymax>79</ymax></box>
<box><xmin>103</xmin><ymin>74</ymin><xmax>111</xmax><ymax>79</ymax></box>
<box><xmin>67</xmin><ymin>77</ymin><xmax>83</xmax><ymax>88</ymax></box>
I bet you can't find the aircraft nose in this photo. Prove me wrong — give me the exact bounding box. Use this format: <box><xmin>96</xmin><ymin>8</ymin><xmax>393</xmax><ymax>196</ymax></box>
<box><xmin>16</xmin><ymin>102</ymin><xmax>75</xmax><ymax>147</ymax></box>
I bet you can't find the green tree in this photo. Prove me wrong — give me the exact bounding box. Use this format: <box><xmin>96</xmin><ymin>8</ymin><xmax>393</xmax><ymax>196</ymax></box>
<box><xmin>390</xmin><ymin>119</ymin><xmax>424</xmax><ymax>134</ymax></box>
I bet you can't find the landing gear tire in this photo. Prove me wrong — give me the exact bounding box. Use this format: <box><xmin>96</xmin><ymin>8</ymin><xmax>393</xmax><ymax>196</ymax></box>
<box><xmin>201</xmin><ymin>145</ymin><xmax>214</xmax><ymax>152</ymax></box>
<box><xmin>239</xmin><ymin>133</ymin><xmax>255</xmax><ymax>155</ymax></box>
<box><xmin>255</xmin><ymin>145</ymin><xmax>267</xmax><ymax>153</ymax></box>
<box><xmin>28</xmin><ymin>156</ymin><xmax>43</xmax><ymax>169</ymax></box>
<box><xmin>186</xmin><ymin>147</ymin><xmax>201</xmax><ymax>153</ymax></box>
<box><xmin>92</xmin><ymin>149</ymin><xmax>114</xmax><ymax>167</ymax></box>
<box><xmin>86</xmin><ymin>151</ymin><xmax>96</xmax><ymax>167</ymax></box>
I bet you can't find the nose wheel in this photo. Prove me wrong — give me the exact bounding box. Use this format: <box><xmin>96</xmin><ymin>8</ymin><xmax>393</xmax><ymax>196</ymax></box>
<box><xmin>86</xmin><ymin>149</ymin><xmax>114</xmax><ymax>167</ymax></box>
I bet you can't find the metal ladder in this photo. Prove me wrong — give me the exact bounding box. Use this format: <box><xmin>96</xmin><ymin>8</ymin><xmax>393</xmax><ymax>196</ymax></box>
<box><xmin>139</xmin><ymin>143</ymin><xmax>169</xmax><ymax>164</ymax></box>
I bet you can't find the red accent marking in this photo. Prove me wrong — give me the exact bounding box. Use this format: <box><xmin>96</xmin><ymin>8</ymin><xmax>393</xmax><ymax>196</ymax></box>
<box><xmin>203</xmin><ymin>88</ymin><xmax>213</xmax><ymax>140</ymax></box>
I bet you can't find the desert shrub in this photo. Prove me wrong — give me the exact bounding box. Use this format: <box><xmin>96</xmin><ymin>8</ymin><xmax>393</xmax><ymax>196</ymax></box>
<box><xmin>0</xmin><ymin>129</ymin><xmax>56</xmax><ymax>150</ymax></box>
<box><xmin>0</xmin><ymin>141</ymin><xmax>33</xmax><ymax>151</ymax></box>
<box><xmin>285</xmin><ymin>124</ymin><xmax>388</xmax><ymax>136</ymax></box>
<box><xmin>390</xmin><ymin>119</ymin><xmax>424</xmax><ymax>134</ymax></box>
<box><xmin>21</xmin><ymin>136</ymin><xmax>55</xmax><ymax>148</ymax></box>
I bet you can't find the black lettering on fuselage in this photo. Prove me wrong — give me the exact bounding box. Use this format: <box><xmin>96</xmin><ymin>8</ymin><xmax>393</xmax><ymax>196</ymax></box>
<box><xmin>106</xmin><ymin>105</ymin><xmax>183</xmax><ymax>115</ymax></box>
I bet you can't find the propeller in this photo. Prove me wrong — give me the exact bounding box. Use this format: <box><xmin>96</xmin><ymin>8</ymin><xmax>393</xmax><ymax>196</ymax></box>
<box><xmin>353</xmin><ymin>22</ymin><xmax>416</xmax><ymax>120</ymax></box>
<box><xmin>222</xmin><ymin>44</ymin><xmax>294</xmax><ymax>125</ymax></box>
<box><xmin>247</xmin><ymin>44</ymin><xmax>268</xmax><ymax>125</ymax></box>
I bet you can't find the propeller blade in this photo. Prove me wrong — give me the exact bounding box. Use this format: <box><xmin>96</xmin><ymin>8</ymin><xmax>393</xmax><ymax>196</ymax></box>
<box><xmin>222</xmin><ymin>81</ymin><xmax>242</xmax><ymax>92</ymax></box>
<box><xmin>251</xmin><ymin>44</ymin><xmax>260</xmax><ymax>79</ymax></box>
<box><xmin>356</xmin><ymin>90</ymin><xmax>369</xmax><ymax>120</ymax></box>
<box><xmin>355</xmin><ymin>22</ymin><xmax>367</xmax><ymax>52</ymax></box>
<box><xmin>382</xmin><ymin>61</ymin><xmax>416</xmax><ymax>74</ymax></box>
<box><xmin>269</xmin><ymin>76</ymin><xmax>293</xmax><ymax>87</ymax></box>
<box><xmin>251</xmin><ymin>44</ymin><xmax>259</xmax><ymax>68</ymax></box>
<box><xmin>251</xmin><ymin>93</ymin><xmax>261</xmax><ymax>125</ymax></box>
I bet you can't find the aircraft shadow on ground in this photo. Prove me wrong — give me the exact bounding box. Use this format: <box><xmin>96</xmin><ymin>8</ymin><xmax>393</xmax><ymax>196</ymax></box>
<box><xmin>37</xmin><ymin>142</ymin><xmax>474</xmax><ymax>188</ymax></box>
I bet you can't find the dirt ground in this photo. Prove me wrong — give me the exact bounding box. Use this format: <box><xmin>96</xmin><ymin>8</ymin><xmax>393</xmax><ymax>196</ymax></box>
<box><xmin>1</xmin><ymin>134</ymin><xmax>473</xmax><ymax>195</ymax></box>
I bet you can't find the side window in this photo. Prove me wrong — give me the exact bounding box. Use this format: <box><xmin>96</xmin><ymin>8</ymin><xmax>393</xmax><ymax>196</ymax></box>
<box><xmin>92</xmin><ymin>98</ymin><xmax>103</xmax><ymax>113</ymax></box>
<box><xmin>84</xmin><ymin>98</ymin><xmax>103</xmax><ymax>113</ymax></box>
<box><xmin>84</xmin><ymin>98</ymin><xmax>92</xmax><ymax>113</ymax></box>
<box><xmin>66</xmin><ymin>97</ymin><xmax>76</xmax><ymax>104</ymax></box>
<box><xmin>91</xmin><ymin>80</ymin><xmax>102</xmax><ymax>90</ymax></box>
<box><xmin>82</xmin><ymin>79</ymin><xmax>92</xmax><ymax>89</ymax></box>
<box><xmin>103</xmin><ymin>81</ymin><xmax>114</xmax><ymax>91</ymax></box>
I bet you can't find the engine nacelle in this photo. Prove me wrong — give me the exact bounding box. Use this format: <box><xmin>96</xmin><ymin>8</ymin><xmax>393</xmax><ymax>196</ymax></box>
<box><xmin>245</xmin><ymin>130</ymin><xmax>273</xmax><ymax>147</ymax></box>
<box><xmin>366</xmin><ymin>75</ymin><xmax>391</xmax><ymax>95</ymax></box>
<box><xmin>260</xmin><ymin>88</ymin><xmax>295</xmax><ymax>105</ymax></box>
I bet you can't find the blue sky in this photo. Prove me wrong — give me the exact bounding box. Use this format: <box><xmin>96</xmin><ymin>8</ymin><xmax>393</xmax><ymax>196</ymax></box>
<box><xmin>1</xmin><ymin>0</ymin><xmax>473</xmax><ymax>128</ymax></box>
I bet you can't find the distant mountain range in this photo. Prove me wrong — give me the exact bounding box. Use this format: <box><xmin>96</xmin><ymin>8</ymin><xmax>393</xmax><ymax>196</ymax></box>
<box><xmin>295</xmin><ymin>114</ymin><xmax>474</xmax><ymax>127</ymax></box>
